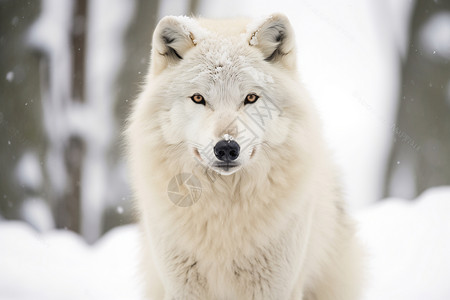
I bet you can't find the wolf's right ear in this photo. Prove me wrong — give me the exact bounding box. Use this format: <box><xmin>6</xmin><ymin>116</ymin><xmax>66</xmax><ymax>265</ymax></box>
<box><xmin>150</xmin><ymin>16</ymin><xmax>198</xmax><ymax>75</ymax></box>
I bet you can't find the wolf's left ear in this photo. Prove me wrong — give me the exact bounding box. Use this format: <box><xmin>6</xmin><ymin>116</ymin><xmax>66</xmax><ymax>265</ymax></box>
<box><xmin>150</xmin><ymin>16</ymin><xmax>198</xmax><ymax>75</ymax></box>
<box><xmin>247</xmin><ymin>14</ymin><xmax>296</xmax><ymax>69</ymax></box>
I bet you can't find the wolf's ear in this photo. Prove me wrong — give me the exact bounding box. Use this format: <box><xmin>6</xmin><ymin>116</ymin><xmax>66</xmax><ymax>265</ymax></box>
<box><xmin>247</xmin><ymin>14</ymin><xmax>296</xmax><ymax>69</ymax></box>
<box><xmin>150</xmin><ymin>16</ymin><xmax>197</xmax><ymax>75</ymax></box>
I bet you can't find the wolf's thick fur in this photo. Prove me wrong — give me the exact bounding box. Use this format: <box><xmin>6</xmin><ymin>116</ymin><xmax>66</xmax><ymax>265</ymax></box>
<box><xmin>127</xmin><ymin>14</ymin><xmax>363</xmax><ymax>300</ymax></box>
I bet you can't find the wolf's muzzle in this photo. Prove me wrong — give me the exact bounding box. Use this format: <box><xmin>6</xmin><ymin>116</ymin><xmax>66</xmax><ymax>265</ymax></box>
<box><xmin>214</xmin><ymin>140</ymin><xmax>240</xmax><ymax>162</ymax></box>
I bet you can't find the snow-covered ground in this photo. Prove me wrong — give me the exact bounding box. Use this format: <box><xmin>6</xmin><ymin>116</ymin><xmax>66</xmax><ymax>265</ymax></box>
<box><xmin>357</xmin><ymin>186</ymin><xmax>450</xmax><ymax>300</ymax></box>
<box><xmin>0</xmin><ymin>223</ymin><xmax>141</xmax><ymax>300</ymax></box>
<box><xmin>1</xmin><ymin>186</ymin><xmax>450</xmax><ymax>300</ymax></box>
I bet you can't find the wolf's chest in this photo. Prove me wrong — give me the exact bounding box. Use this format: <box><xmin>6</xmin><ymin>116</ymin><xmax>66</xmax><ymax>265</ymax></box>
<box><xmin>159</xmin><ymin>210</ymin><xmax>301</xmax><ymax>298</ymax></box>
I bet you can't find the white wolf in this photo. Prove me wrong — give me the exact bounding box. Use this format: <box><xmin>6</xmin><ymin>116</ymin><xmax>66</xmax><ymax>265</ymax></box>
<box><xmin>127</xmin><ymin>14</ymin><xmax>363</xmax><ymax>300</ymax></box>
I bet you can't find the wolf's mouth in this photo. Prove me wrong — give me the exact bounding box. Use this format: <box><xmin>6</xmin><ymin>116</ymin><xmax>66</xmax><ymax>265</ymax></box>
<box><xmin>213</xmin><ymin>162</ymin><xmax>240</xmax><ymax>172</ymax></box>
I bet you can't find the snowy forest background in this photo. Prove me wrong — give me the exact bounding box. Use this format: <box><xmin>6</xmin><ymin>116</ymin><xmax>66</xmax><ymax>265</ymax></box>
<box><xmin>1</xmin><ymin>0</ymin><xmax>450</xmax><ymax>245</ymax></box>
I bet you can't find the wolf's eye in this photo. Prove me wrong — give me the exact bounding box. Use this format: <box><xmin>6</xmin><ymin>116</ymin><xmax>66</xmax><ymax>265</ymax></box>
<box><xmin>244</xmin><ymin>93</ymin><xmax>259</xmax><ymax>105</ymax></box>
<box><xmin>190</xmin><ymin>93</ymin><xmax>206</xmax><ymax>105</ymax></box>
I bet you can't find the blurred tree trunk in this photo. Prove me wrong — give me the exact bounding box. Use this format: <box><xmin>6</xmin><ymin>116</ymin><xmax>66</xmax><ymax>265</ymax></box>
<box><xmin>384</xmin><ymin>0</ymin><xmax>450</xmax><ymax>199</ymax></box>
<box><xmin>0</xmin><ymin>1</ymin><xmax>43</xmax><ymax>220</ymax></box>
<box><xmin>190</xmin><ymin>0</ymin><xmax>200</xmax><ymax>14</ymax></box>
<box><xmin>72</xmin><ymin>0</ymin><xmax>87</xmax><ymax>103</ymax></box>
<box><xmin>54</xmin><ymin>0</ymin><xmax>87</xmax><ymax>232</ymax></box>
<box><xmin>115</xmin><ymin>0</ymin><xmax>160</xmax><ymax>123</ymax></box>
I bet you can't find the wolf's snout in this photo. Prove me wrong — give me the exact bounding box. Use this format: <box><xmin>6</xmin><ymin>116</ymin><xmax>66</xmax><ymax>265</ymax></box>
<box><xmin>214</xmin><ymin>140</ymin><xmax>240</xmax><ymax>162</ymax></box>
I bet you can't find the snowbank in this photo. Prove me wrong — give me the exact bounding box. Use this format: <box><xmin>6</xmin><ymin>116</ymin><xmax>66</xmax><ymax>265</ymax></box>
<box><xmin>0</xmin><ymin>224</ymin><xmax>141</xmax><ymax>300</ymax></box>
<box><xmin>1</xmin><ymin>187</ymin><xmax>450</xmax><ymax>299</ymax></box>
<box><xmin>356</xmin><ymin>186</ymin><xmax>450</xmax><ymax>300</ymax></box>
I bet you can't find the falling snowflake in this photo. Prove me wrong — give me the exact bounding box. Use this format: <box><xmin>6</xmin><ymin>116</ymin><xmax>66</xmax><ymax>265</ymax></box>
<box><xmin>6</xmin><ymin>72</ymin><xmax>14</xmax><ymax>82</ymax></box>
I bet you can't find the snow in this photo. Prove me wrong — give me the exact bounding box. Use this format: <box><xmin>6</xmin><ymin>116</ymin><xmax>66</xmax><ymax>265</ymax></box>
<box><xmin>15</xmin><ymin>151</ymin><xmax>43</xmax><ymax>192</ymax></box>
<box><xmin>357</xmin><ymin>186</ymin><xmax>450</xmax><ymax>300</ymax></box>
<box><xmin>1</xmin><ymin>187</ymin><xmax>450</xmax><ymax>299</ymax></box>
<box><xmin>419</xmin><ymin>12</ymin><xmax>450</xmax><ymax>61</ymax></box>
<box><xmin>387</xmin><ymin>150</ymin><xmax>416</xmax><ymax>199</ymax></box>
<box><xmin>381</xmin><ymin>0</ymin><xmax>416</xmax><ymax>59</ymax></box>
<box><xmin>20</xmin><ymin>197</ymin><xmax>55</xmax><ymax>232</ymax></box>
<box><xmin>0</xmin><ymin>223</ymin><xmax>141</xmax><ymax>300</ymax></box>
<box><xmin>6</xmin><ymin>71</ymin><xmax>14</xmax><ymax>82</ymax></box>
<box><xmin>11</xmin><ymin>16</ymin><xmax>19</xmax><ymax>27</ymax></box>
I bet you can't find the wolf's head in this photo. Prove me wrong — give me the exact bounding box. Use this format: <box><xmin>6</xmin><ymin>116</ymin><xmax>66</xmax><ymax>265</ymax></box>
<box><xmin>131</xmin><ymin>14</ymin><xmax>318</xmax><ymax>180</ymax></box>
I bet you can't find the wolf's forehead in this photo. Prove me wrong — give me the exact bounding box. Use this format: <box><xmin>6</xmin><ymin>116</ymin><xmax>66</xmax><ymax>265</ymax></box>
<box><xmin>183</xmin><ymin>37</ymin><xmax>274</xmax><ymax>90</ymax></box>
<box><xmin>189</xmin><ymin>58</ymin><xmax>256</xmax><ymax>89</ymax></box>
<box><xmin>197</xmin><ymin>39</ymin><xmax>250</xmax><ymax>67</ymax></box>
<box><xmin>188</xmin><ymin>41</ymin><xmax>255</xmax><ymax>77</ymax></box>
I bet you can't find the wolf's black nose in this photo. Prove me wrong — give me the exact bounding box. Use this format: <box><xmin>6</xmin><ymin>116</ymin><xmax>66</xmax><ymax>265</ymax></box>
<box><xmin>214</xmin><ymin>140</ymin><xmax>240</xmax><ymax>162</ymax></box>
